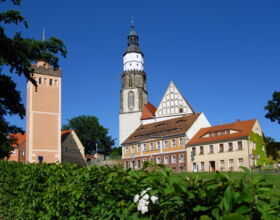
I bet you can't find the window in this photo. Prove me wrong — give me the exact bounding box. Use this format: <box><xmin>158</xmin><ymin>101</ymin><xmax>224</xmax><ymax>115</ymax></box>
<box><xmin>209</xmin><ymin>145</ymin><xmax>214</xmax><ymax>153</ymax></box>
<box><xmin>137</xmin><ymin>144</ymin><xmax>141</xmax><ymax>152</ymax></box>
<box><xmin>137</xmin><ymin>160</ymin><xmax>141</xmax><ymax>168</ymax></box>
<box><xmin>238</xmin><ymin>158</ymin><xmax>244</xmax><ymax>167</ymax></box>
<box><xmin>164</xmin><ymin>156</ymin><xmax>169</xmax><ymax>164</ymax></box>
<box><xmin>142</xmin><ymin>144</ymin><xmax>147</xmax><ymax>151</ymax></box>
<box><xmin>220</xmin><ymin>160</ymin><xmax>225</xmax><ymax>169</ymax></box>
<box><xmin>150</xmin><ymin>157</ymin><xmax>154</xmax><ymax>162</ymax></box>
<box><xmin>172</xmin><ymin>155</ymin><xmax>176</xmax><ymax>163</ymax></box>
<box><xmin>128</xmin><ymin>91</ymin><xmax>134</xmax><ymax>110</ymax></box>
<box><xmin>192</xmin><ymin>162</ymin><xmax>197</xmax><ymax>172</ymax></box>
<box><xmin>20</xmin><ymin>150</ymin><xmax>24</xmax><ymax>156</ymax></box>
<box><xmin>229</xmin><ymin>159</ymin><xmax>234</xmax><ymax>168</ymax></box>
<box><xmin>65</xmin><ymin>147</ymin><xmax>68</xmax><ymax>153</ymax></box>
<box><xmin>156</xmin><ymin>156</ymin><xmax>161</xmax><ymax>164</ymax></box>
<box><xmin>171</xmin><ymin>139</ymin><xmax>176</xmax><ymax>147</ymax></box>
<box><xmin>131</xmin><ymin>145</ymin><xmax>135</xmax><ymax>154</ymax></box>
<box><xmin>125</xmin><ymin>147</ymin><xmax>128</xmax><ymax>154</ymax></box>
<box><xmin>179</xmin><ymin>137</ymin><xmax>184</xmax><ymax>146</ymax></box>
<box><xmin>201</xmin><ymin>162</ymin><xmax>205</xmax><ymax>170</ymax></box>
<box><xmin>157</xmin><ymin>141</ymin><xmax>161</xmax><ymax>149</ymax></box>
<box><xmin>199</xmin><ymin>146</ymin><xmax>204</xmax><ymax>155</ymax></box>
<box><xmin>125</xmin><ymin>161</ymin><xmax>129</xmax><ymax>169</ymax></box>
<box><xmin>39</xmin><ymin>77</ymin><xmax>42</xmax><ymax>84</ymax></box>
<box><xmin>237</xmin><ymin>141</ymin><xmax>243</xmax><ymax>150</ymax></box>
<box><xmin>11</xmin><ymin>150</ymin><xmax>16</xmax><ymax>156</ymax></box>
<box><xmin>209</xmin><ymin>133</ymin><xmax>213</xmax><ymax>137</ymax></box>
<box><xmin>164</xmin><ymin>140</ymin><xmax>168</xmax><ymax>148</ymax></box>
<box><xmin>228</xmin><ymin>142</ymin><xmax>233</xmax><ymax>151</ymax></box>
<box><xmin>150</xmin><ymin>142</ymin><xmax>154</xmax><ymax>150</ymax></box>
<box><xmin>219</xmin><ymin>144</ymin><xmax>224</xmax><ymax>152</ymax></box>
<box><xmin>143</xmin><ymin>158</ymin><xmax>147</xmax><ymax>162</ymax></box>
<box><xmin>179</xmin><ymin>154</ymin><xmax>184</xmax><ymax>163</ymax></box>
<box><xmin>192</xmin><ymin>147</ymin><xmax>196</xmax><ymax>156</ymax></box>
<box><xmin>49</xmin><ymin>78</ymin><xmax>52</xmax><ymax>86</ymax></box>
<box><xmin>226</xmin><ymin>130</ymin><xmax>230</xmax><ymax>134</ymax></box>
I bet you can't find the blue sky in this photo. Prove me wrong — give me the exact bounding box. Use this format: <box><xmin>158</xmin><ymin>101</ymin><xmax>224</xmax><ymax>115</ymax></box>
<box><xmin>3</xmin><ymin>0</ymin><xmax>280</xmax><ymax>145</ymax></box>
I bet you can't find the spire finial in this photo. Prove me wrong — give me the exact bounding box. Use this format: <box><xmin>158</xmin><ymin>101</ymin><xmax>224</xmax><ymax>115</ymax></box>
<box><xmin>131</xmin><ymin>16</ymin><xmax>134</xmax><ymax>29</ymax></box>
<box><xmin>42</xmin><ymin>28</ymin><xmax>46</xmax><ymax>41</ymax></box>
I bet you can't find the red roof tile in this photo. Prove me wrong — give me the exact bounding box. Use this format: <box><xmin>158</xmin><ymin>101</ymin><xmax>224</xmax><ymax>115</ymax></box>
<box><xmin>10</xmin><ymin>133</ymin><xmax>26</xmax><ymax>147</ymax></box>
<box><xmin>187</xmin><ymin>119</ymin><xmax>257</xmax><ymax>146</ymax></box>
<box><xmin>141</xmin><ymin>102</ymin><xmax>157</xmax><ymax>120</ymax></box>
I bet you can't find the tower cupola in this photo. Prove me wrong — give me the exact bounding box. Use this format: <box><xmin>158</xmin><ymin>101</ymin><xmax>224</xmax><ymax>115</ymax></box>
<box><xmin>123</xmin><ymin>20</ymin><xmax>144</xmax><ymax>71</ymax></box>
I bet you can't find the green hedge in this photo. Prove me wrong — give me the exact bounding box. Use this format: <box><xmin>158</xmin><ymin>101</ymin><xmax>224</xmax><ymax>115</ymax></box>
<box><xmin>0</xmin><ymin>161</ymin><xmax>279</xmax><ymax>219</ymax></box>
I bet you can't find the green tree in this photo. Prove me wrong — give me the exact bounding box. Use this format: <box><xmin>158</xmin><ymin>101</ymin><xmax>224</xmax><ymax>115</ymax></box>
<box><xmin>0</xmin><ymin>0</ymin><xmax>67</xmax><ymax>158</ymax></box>
<box><xmin>109</xmin><ymin>147</ymin><xmax>122</xmax><ymax>158</ymax></box>
<box><xmin>264</xmin><ymin>91</ymin><xmax>280</xmax><ymax>124</ymax></box>
<box><xmin>62</xmin><ymin>115</ymin><xmax>115</xmax><ymax>155</ymax></box>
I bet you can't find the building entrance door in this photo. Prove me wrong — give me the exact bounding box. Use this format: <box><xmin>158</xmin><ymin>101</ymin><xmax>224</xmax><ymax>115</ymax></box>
<box><xmin>209</xmin><ymin>161</ymin><xmax>215</xmax><ymax>172</ymax></box>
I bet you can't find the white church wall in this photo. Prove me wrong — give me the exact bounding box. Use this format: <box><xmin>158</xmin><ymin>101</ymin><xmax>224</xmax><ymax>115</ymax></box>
<box><xmin>123</xmin><ymin>52</ymin><xmax>144</xmax><ymax>71</ymax></box>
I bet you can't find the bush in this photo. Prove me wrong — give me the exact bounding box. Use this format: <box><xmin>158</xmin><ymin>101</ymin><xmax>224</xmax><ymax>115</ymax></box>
<box><xmin>0</xmin><ymin>161</ymin><xmax>279</xmax><ymax>219</ymax></box>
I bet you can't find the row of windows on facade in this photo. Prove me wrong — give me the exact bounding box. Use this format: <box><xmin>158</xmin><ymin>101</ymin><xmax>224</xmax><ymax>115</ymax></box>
<box><xmin>208</xmin><ymin>130</ymin><xmax>231</xmax><ymax>137</ymax></box>
<box><xmin>158</xmin><ymin>106</ymin><xmax>186</xmax><ymax>115</ymax></box>
<box><xmin>125</xmin><ymin>154</ymin><xmax>185</xmax><ymax>169</ymax></box>
<box><xmin>124</xmin><ymin>137</ymin><xmax>184</xmax><ymax>154</ymax></box>
<box><xmin>191</xmin><ymin>141</ymin><xmax>243</xmax><ymax>155</ymax></box>
<box><xmin>193</xmin><ymin>158</ymin><xmax>244</xmax><ymax>171</ymax></box>
<box><xmin>34</xmin><ymin>77</ymin><xmax>58</xmax><ymax>86</ymax></box>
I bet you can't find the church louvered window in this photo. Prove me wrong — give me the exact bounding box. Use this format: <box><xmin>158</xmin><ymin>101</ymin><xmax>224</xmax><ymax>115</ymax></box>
<box><xmin>128</xmin><ymin>91</ymin><xmax>134</xmax><ymax>110</ymax></box>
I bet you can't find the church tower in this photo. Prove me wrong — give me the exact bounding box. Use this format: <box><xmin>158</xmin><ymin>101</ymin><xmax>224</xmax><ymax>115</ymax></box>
<box><xmin>119</xmin><ymin>22</ymin><xmax>148</xmax><ymax>144</ymax></box>
<box><xmin>26</xmin><ymin>61</ymin><xmax>61</xmax><ymax>163</ymax></box>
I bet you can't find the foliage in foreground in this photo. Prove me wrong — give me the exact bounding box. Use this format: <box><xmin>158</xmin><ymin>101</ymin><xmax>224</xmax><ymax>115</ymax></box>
<box><xmin>0</xmin><ymin>161</ymin><xmax>279</xmax><ymax>219</ymax></box>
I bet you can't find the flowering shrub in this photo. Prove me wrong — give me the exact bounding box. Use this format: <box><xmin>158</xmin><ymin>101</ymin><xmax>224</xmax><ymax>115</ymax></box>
<box><xmin>0</xmin><ymin>161</ymin><xmax>279</xmax><ymax>219</ymax></box>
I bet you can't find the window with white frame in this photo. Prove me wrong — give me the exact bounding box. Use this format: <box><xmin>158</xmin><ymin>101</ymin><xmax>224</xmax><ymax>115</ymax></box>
<box><xmin>171</xmin><ymin>139</ymin><xmax>176</xmax><ymax>147</ymax></box>
<box><xmin>156</xmin><ymin>141</ymin><xmax>161</xmax><ymax>149</ymax></box>
<box><xmin>137</xmin><ymin>160</ymin><xmax>141</xmax><ymax>168</ymax></box>
<box><xmin>179</xmin><ymin>154</ymin><xmax>184</xmax><ymax>163</ymax></box>
<box><xmin>150</xmin><ymin>142</ymin><xmax>154</xmax><ymax>150</ymax></box>
<box><xmin>131</xmin><ymin>145</ymin><xmax>135</xmax><ymax>154</ymax></box>
<box><xmin>143</xmin><ymin>158</ymin><xmax>147</xmax><ymax>162</ymax></box>
<box><xmin>219</xmin><ymin>144</ymin><xmax>224</xmax><ymax>152</ymax></box>
<box><xmin>209</xmin><ymin>145</ymin><xmax>214</xmax><ymax>153</ymax></box>
<box><xmin>142</xmin><ymin>143</ymin><xmax>147</xmax><ymax>151</ymax></box>
<box><xmin>137</xmin><ymin>144</ymin><xmax>141</xmax><ymax>152</ymax></box>
<box><xmin>11</xmin><ymin>150</ymin><xmax>16</xmax><ymax>156</ymax></box>
<box><xmin>237</xmin><ymin>141</ymin><xmax>243</xmax><ymax>150</ymax></box>
<box><xmin>179</xmin><ymin>137</ymin><xmax>184</xmax><ymax>146</ymax></box>
<box><xmin>229</xmin><ymin>159</ymin><xmax>234</xmax><ymax>168</ymax></box>
<box><xmin>20</xmin><ymin>150</ymin><xmax>24</xmax><ymax>156</ymax></box>
<box><xmin>125</xmin><ymin>147</ymin><xmax>128</xmax><ymax>154</ymax></box>
<box><xmin>156</xmin><ymin>156</ymin><xmax>161</xmax><ymax>164</ymax></box>
<box><xmin>220</xmin><ymin>160</ymin><xmax>225</xmax><ymax>169</ymax></box>
<box><xmin>238</xmin><ymin>158</ymin><xmax>244</xmax><ymax>167</ymax></box>
<box><xmin>201</xmin><ymin>162</ymin><xmax>205</xmax><ymax>170</ymax></box>
<box><xmin>172</xmin><ymin>155</ymin><xmax>176</xmax><ymax>163</ymax></box>
<box><xmin>164</xmin><ymin>140</ymin><xmax>168</xmax><ymax>148</ymax></box>
<box><xmin>199</xmin><ymin>146</ymin><xmax>204</xmax><ymax>154</ymax></box>
<box><xmin>164</xmin><ymin>156</ymin><xmax>169</xmax><ymax>164</ymax></box>
<box><xmin>192</xmin><ymin>147</ymin><xmax>196</xmax><ymax>155</ymax></box>
<box><xmin>192</xmin><ymin>162</ymin><xmax>197</xmax><ymax>172</ymax></box>
<box><xmin>228</xmin><ymin>142</ymin><xmax>233</xmax><ymax>151</ymax></box>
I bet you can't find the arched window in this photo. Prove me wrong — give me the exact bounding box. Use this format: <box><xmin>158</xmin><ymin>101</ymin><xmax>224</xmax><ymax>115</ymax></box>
<box><xmin>129</xmin><ymin>76</ymin><xmax>132</xmax><ymax>88</ymax></box>
<box><xmin>128</xmin><ymin>91</ymin><xmax>134</xmax><ymax>110</ymax></box>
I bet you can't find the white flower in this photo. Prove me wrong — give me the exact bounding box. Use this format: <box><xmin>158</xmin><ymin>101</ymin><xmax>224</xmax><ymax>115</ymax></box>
<box><xmin>140</xmin><ymin>204</ymin><xmax>148</xmax><ymax>214</ymax></box>
<box><xmin>134</xmin><ymin>194</ymin><xmax>140</xmax><ymax>203</ymax></box>
<box><xmin>151</xmin><ymin>195</ymin><xmax>159</xmax><ymax>204</ymax></box>
<box><xmin>141</xmin><ymin>187</ymin><xmax>151</xmax><ymax>196</ymax></box>
<box><xmin>142</xmin><ymin>194</ymin><xmax>149</xmax><ymax>201</ymax></box>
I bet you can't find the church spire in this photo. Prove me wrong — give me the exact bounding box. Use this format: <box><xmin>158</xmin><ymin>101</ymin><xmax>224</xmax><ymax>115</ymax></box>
<box><xmin>125</xmin><ymin>20</ymin><xmax>142</xmax><ymax>55</ymax></box>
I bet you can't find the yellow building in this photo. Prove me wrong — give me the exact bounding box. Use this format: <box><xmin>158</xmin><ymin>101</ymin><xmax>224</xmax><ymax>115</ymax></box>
<box><xmin>186</xmin><ymin>119</ymin><xmax>263</xmax><ymax>172</ymax></box>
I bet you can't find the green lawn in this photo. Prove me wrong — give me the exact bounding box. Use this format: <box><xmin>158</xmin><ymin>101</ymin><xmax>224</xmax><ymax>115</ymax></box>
<box><xmin>173</xmin><ymin>171</ymin><xmax>280</xmax><ymax>204</ymax></box>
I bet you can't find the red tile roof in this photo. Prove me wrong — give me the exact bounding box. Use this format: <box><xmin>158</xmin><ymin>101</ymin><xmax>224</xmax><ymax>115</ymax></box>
<box><xmin>123</xmin><ymin>113</ymin><xmax>201</xmax><ymax>144</ymax></box>
<box><xmin>141</xmin><ymin>102</ymin><xmax>157</xmax><ymax>120</ymax></box>
<box><xmin>10</xmin><ymin>133</ymin><xmax>26</xmax><ymax>147</ymax></box>
<box><xmin>61</xmin><ymin>130</ymin><xmax>72</xmax><ymax>142</ymax></box>
<box><xmin>186</xmin><ymin>119</ymin><xmax>257</xmax><ymax>146</ymax></box>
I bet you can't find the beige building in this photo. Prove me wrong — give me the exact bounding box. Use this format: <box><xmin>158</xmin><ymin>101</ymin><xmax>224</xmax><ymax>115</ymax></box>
<box><xmin>186</xmin><ymin>119</ymin><xmax>263</xmax><ymax>172</ymax></box>
<box><xmin>61</xmin><ymin>130</ymin><xmax>86</xmax><ymax>166</ymax></box>
<box><xmin>26</xmin><ymin>61</ymin><xmax>61</xmax><ymax>163</ymax></box>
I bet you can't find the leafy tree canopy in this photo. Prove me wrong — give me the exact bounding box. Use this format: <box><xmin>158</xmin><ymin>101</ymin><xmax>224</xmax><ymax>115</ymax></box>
<box><xmin>62</xmin><ymin>115</ymin><xmax>115</xmax><ymax>155</ymax></box>
<box><xmin>264</xmin><ymin>91</ymin><xmax>280</xmax><ymax>124</ymax></box>
<box><xmin>0</xmin><ymin>0</ymin><xmax>67</xmax><ymax>158</ymax></box>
